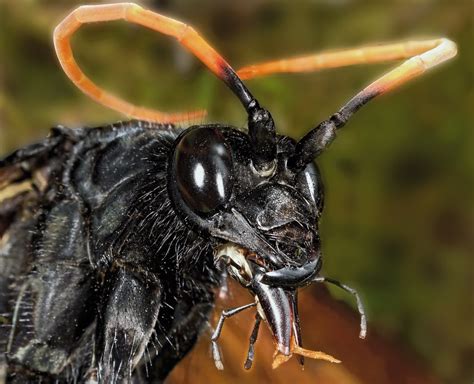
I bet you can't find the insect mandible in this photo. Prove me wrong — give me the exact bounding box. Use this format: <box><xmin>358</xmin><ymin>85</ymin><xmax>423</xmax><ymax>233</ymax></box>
<box><xmin>0</xmin><ymin>3</ymin><xmax>456</xmax><ymax>383</ymax></box>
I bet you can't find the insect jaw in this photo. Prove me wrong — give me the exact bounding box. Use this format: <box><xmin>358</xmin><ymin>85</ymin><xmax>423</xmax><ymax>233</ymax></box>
<box><xmin>214</xmin><ymin>243</ymin><xmax>295</xmax><ymax>356</ymax></box>
<box><xmin>213</xmin><ymin>243</ymin><xmax>314</xmax><ymax>353</ymax></box>
<box><xmin>250</xmin><ymin>275</ymin><xmax>341</xmax><ymax>367</ymax></box>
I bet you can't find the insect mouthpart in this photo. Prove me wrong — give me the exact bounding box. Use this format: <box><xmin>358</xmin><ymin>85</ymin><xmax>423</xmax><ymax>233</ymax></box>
<box><xmin>213</xmin><ymin>242</ymin><xmax>340</xmax><ymax>369</ymax></box>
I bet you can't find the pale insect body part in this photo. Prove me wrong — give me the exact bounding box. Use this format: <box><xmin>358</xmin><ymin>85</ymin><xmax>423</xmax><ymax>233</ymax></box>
<box><xmin>214</xmin><ymin>243</ymin><xmax>266</xmax><ymax>320</ymax></box>
<box><xmin>214</xmin><ymin>243</ymin><xmax>253</xmax><ymax>286</ymax></box>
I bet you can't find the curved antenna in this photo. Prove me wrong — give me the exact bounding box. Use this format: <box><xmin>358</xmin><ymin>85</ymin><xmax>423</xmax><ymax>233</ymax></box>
<box><xmin>53</xmin><ymin>3</ymin><xmax>255</xmax><ymax>122</ymax></box>
<box><xmin>54</xmin><ymin>3</ymin><xmax>277</xmax><ymax>170</ymax></box>
<box><xmin>238</xmin><ymin>39</ymin><xmax>455</xmax><ymax>81</ymax></box>
<box><xmin>237</xmin><ymin>39</ymin><xmax>457</xmax><ymax>170</ymax></box>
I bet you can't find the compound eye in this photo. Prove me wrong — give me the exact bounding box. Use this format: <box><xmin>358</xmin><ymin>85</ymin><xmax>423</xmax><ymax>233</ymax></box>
<box><xmin>172</xmin><ymin>126</ymin><xmax>233</xmax><ymax>214</ymax></box>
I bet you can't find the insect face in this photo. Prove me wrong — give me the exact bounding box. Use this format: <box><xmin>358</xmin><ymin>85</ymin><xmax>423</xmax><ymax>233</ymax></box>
<box><xmin>169</xmin><ymin>125</ymin><xmax>324</xmax><ymax>268</ymax></box>
<box><xmin>168</xmin><ymin>124</ymin><xmax>326</xmax><ymax>357</ymax></box>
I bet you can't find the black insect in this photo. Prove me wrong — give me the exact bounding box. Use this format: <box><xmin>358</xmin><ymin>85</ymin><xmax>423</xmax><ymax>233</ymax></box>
<box><xmin>0</xmin><ymin>3</ymin><xmax>456</xmax><ymax>383</ymax></box>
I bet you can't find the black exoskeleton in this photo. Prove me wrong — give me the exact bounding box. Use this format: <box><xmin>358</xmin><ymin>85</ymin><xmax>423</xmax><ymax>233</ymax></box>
<box><xmin>1</xmin><ymin>2</ymin><xmax>456</xmax><ymax>382</ymax></box>
<box><xmin>0</xmin><ymin>114</ymin><xmax>365</xmax><ymax>382</ymax></box>
<box><xmin>0</xmin><ymin>122</ymin><xmax>221</xmax><ymax>383</ymax></box>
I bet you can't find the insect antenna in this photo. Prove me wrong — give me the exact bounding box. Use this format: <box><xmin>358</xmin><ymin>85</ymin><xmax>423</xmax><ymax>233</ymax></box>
<box><xmin>54</xmin><ymin>3</ymin><xmax>277</xmax><ymax>172</ymax></box>
<box><xmin>237</xmin><ymin>39</ymin><xmax>456</xmax><ymax>171</ymax></box>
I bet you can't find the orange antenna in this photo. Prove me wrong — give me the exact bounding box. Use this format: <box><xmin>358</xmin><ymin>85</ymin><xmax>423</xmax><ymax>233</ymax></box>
<box><xmin>238</xmin><ymin>38</ymin><xmax>457</xmax><ymax>103</ymax></box>
<box><xmin>54</xmin><ymin>3</ymin><xmax>255</xmax><ymax>123</ymax></box>
<box><xmin>238</xmin><ymin>38</ymin><xmax>456</xmax><ymax>170</ymax></box>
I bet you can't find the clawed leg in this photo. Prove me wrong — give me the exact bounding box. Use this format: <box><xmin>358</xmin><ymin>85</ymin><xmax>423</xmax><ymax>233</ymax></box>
<box><xmin>95</xmin><ymin>268</ymin><xmax>161</xmax><ymax>382</ymax></box>
<box><xmin>54</xmin><ymin>3</ymin><xmax>255</xmax><ymax>123</ymax></box>
<box><xmin>244</xmin><ymin>314</ymin><xmax>262</xmax><ymax>370</ymax></box>
<box><xmin>141</xmin><ymin>276</ymin><xmax>216</xmax><ymax>383</ymax></box>
<box><xmin>211</xmin><ymin>302</ymin><xmax>256</xmax><ymax>370</ymax></box>
<box><xmin>313</xmin><ymin>276</ymin><xmax>367</xmax><ymax>339</ymax></box>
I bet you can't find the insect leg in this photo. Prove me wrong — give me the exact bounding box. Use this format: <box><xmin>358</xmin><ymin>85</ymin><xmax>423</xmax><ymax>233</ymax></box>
<box><xmin>244</xmin><ymin>314</ymin><xmax>262</xmax><ymax>370</ymax></box>
<box><xmin>4</xmin><ymin>194</ymin><xmax>98</xmax><ymax>378</ymax></box>
<box><xmin>53</xmin><ymin>3</ymin><xmax>256</xmax><ymax>123</ymax></box>
<box><xmin>290</xmin><ymin>290</ymin><xmax>305</xmax><ymax>366</ymax></box>
<box><xmin>6</xmin><ymin>263</ymin><xmax>96</xmax><ymax>378</ymax></box>
<box><xmin>138</xmin><ymin>276</ymin><xmax>216</xmax><ymax>383</ymax></box>
<box><xmin>95</xmin><ymin>267</ymin><xmax>161</xmax><ymax>382</ymax></box>
<box><xmin>211</xmin><ymin>302</ymin><xmax>257</xmax><ymax>370</ymax></box>
<box><xmin>313</xmin><ymin>276</ymin><xmax>367</xmax><ymax>339</ymax></box>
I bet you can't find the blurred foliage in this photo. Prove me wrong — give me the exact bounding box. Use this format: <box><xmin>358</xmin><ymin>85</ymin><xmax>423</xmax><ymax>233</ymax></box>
<box><xmin>0</xmin><ymin>0</ymin><xmax>472</xmax><ymax>383</ymax></box>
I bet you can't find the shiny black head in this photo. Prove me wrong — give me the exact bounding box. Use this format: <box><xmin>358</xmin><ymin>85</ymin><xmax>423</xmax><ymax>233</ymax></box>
<box><xmin>167</xmin><ymin>115</ymin><xmax>328</xmax><ymax>357</ymax></box>
<box><xmin>168</xmin><ymin>123</ymin><xmax>324</xmax><ymax>274</ymax></box>
<box><xmin>167</xmin><ymin>94</ymin><xmax>365</xmax><ymax>362</ymax></box>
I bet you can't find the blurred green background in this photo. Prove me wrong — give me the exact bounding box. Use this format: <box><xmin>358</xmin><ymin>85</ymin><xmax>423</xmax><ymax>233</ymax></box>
<box><xmin>0</xmin><ymin>0</ymin><xmax>472</xmax><ymax>382</ymax></box>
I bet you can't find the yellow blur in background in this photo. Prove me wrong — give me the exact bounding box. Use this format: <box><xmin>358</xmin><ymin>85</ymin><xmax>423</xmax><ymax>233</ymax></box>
<box><xmin>1</xmin><ymin>1</ymin><xmax>472</xmax><ymax>383</ymax></box>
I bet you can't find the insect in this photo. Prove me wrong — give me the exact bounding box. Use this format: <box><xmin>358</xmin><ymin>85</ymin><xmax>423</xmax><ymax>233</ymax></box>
<box><xmin>0</xmin><ymin>2</ymin><xmax>456</xmax><ymax>383</ymax></box>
